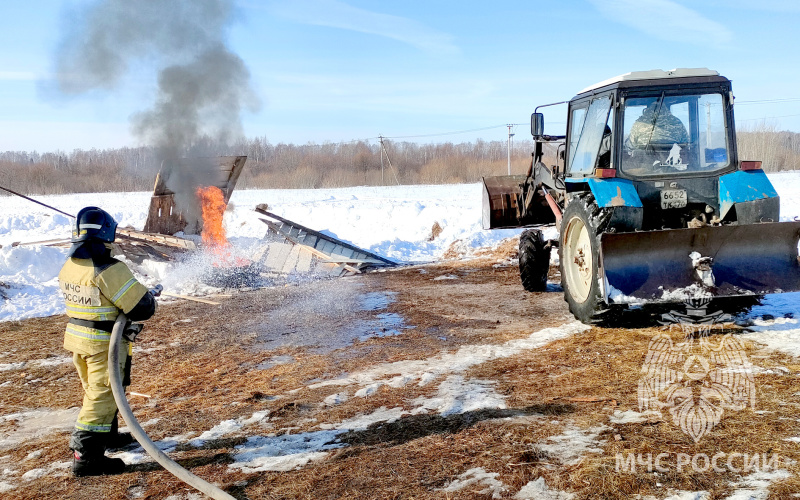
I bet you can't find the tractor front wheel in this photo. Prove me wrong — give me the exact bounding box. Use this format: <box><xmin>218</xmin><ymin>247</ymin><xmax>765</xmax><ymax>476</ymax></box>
<box><xmin>559</xmin><ymin>194</ymin><xmax>608</xmax><ymax>324</ymax></box>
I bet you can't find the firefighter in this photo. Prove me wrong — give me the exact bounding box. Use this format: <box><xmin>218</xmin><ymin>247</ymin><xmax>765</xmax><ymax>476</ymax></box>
<box><xmin>59</xmin><ymin>207</ymin><xmax>157</xmax><ymax>477</ymax></box>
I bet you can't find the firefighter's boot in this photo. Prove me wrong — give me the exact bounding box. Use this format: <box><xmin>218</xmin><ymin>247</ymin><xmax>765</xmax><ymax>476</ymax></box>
<box><xmin>70</xmin><ymin>430</ymin><xmax>126</xmax><ymax>477</ymax></box>
<box><xmin>72</xmin><ymin>452</ymin><xmax>126</xmax><ymax>477</ymax></box>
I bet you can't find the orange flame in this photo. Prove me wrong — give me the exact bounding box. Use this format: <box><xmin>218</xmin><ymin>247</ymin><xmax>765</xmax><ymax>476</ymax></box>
<box><xmin>197</xmin><ymin>185</ymin><xmax>230</xmax><ymax>252</ymax></box>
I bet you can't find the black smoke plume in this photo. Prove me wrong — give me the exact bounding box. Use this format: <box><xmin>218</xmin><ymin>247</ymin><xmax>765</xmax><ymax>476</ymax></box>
<box><xmin>52</xmin><ymin>0</ymin><xmax>259</xmax><ymax>230</ymax></box>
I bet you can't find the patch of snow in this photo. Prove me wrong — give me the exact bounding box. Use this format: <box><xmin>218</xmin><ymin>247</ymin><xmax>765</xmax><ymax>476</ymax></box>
<box><xmin>0</xmin><ymin>408</ymin><xmax>79</xmax><ymax>449</ymax></box>
<box><xmin>188</xmin><ymin>419</ymin><xmax>242</xmax><ymax>447</ymax></box>
<box><xmin>320</xmin><ymin>406</ymin><xmax>407</xmax><ymax>431</ymax></box>
<box><xmin>736</xmin><ymin>469</ymin><xmax>792</xmax><ymax>490</ymax></box>
<box><xmin>228</xmin><ymin>430</ymin><xmax>344</xmax><ymax>473</ymax></box>
<box><xmin>740</xmin><ymin>314</ymin><xmax>800</xmax><ymax>359</ymax></box>
<box><xmin>662</xmin><ymin>493</ymin><xmax>710</xmax><ymax>500</ymax></box>
<box><xmin>723</xmin><ymin>490</ymin><xmax>769</xmax><ymax>500</ymax></box>
<box><xmin>609</xmin><ymin>409</ymin><xmax>662</xmax><ymax>424</ymax></box>
<box><xmin>0</xmin><ymin>362</ymin><xmax>25</xmax><ymax>372</ymax></box>
<box><xmin>659</xmin><ymin>284</ymin><xmax>713</xmax><ymax>302</ymax></box>
<box><xmin>323</xmin><ymin>393</ymin><xmax>348</xmax><ymax>406</ymax></box>
<box><xmin>411</xmin><ymin>375</ymin><xmax>506</xmax><ymax>416</ymax></box>
<box><xmin>438</xmin><ymin>467</ymin><xmax>507</xmax><ymax>499</ymax></box>
<box><xmin>538</xmin><ymin>425</ymin><xmax>608</xmax><ymax>466</ymax></box>
<box><xmin>607</xmin><ymin>283</ymin><xmax>646</xmax><ymax>306</ymax></box>
<box><xmin>21</xmin><ymin>461</ymin><xmax>70</xmax><ymax>481</ymax></box>
<box><xmin>0</xmin><ymin>481</ymin><xmax>15</xmax><ymax>493</ymax></box>
<box><xmin>241</xmin><ymin>411</ymin><xmax>270</xmax><ymax>426</ymax></box>
<box><xmin>433</xmin><ymin>274</ymin><xmax>459</xmax><ymax>281</ymax></box>
<box><xmin>515</xmin><ymin>477</ymin><xmax>575</xmax><ymax>500</ymax></box>
<box><xmin>309</xmin><ymin>321</ymin><xmax>588</xmax><ymax>395</ymax></box>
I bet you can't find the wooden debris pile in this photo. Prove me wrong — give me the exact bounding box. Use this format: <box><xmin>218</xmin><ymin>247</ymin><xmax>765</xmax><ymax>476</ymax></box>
<box><xmin>9</xmin><ymin>228</ymin><xmax>196</xmax><ymax>264</ymax></box>
<box><xmin>253</xmin><ymin>205</ymin><xmax>396</xmax><ymax>277</ymax></box>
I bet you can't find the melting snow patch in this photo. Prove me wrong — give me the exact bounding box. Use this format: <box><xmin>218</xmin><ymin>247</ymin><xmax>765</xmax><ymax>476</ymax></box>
<box><xmin>723</xmin><ymin>490</ymin><xmax>769</xmax><ymax>500</ymax></box>
<box><xmin>438</xmin><ymin>467</ymin><xmax>507</xmax><ymax>499</ymax></box>
<box><xmin>323</xmin><ymin>392</ymin><xmax>348</xmax><ymax>405</ymax></box>
<box><xmin>320</xmin><ymin>406</ymin><xmax>407</xmax><ymax>431</ymax></box>
<box><xmin>189</xmin><ymin>419</ymin><xmax>242</xmax><ymax>447</ymax></box>
<box><xmin>309</xmin><ymin>321</ymin><xmax>588</xmax><ymax>394</ymax></box>
<box><xmin>741</xmin><ymin>316</ymin><xmax>800</xmax><ymax>359</ymax></box>
<box><xmin>21</xmin><ymin>461</ymin><xmax>70</xmax><ymax>481</ymax></box>
<box><xmin>662</xmin><ymin>493</ymin><xmax>710</xmax><ymax>500</ymax></box>
<box><xmin>0</xmin><ymin>362</ymin><xmax>25</xmax><ymax>372</ymax></box>
<box><xmin>433</xmin><ymin>274</ymin><xmax>458</xmax><ymax>281</ymax></box>
<box><xmin>229</xmin><ymin>430</ymin><xmax>344</xmax><ymax>473</ymax></box>
<box><xmin>515</xmin><ymin>477</ymin><xmax>574</xmax><ymax>499</ymax></box>
<box><xmin>609</xmin><ymin>409</ymin><xmax>662</xmax><ymax>424</ymax></box>
<box><xmin>538</xmin><ymin>425</ymin><xmax>608</xmax><ymax>465</ymax></box>
<box><xmin>0</xmin><ymin>408</ymin><xmax>79</xmax><ymax>449</ymax></box>
<box><xmin>411</xmin><ymin>375</ymin><xmax>506</xmax><ymax>416</ymax></box>
<box><xmin>736</xmin><ymin>469</ymin><xmax>792</xmax><ymax>490</ymax></box>
<box><xmin>0</xmin><ymin>481</ymin><xmax>15</xmax><ymax>493</ymax></box>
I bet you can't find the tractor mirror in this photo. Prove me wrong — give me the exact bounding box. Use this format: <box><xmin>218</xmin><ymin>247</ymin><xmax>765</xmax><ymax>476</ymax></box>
<box><xmin>531</xmin><ymin>113</ymin><xmax>544</xmax><ymax>137</ymax></box>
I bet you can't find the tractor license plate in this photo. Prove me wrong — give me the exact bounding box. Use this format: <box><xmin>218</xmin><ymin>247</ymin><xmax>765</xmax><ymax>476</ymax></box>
<box><xmin>660</xmin><ymin>189</ymin><xmax>687</xmax><ymax>209</ymax></box>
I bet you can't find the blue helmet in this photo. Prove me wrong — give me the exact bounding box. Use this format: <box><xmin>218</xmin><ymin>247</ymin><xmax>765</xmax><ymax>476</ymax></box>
<box><xmin>72</xmin><ymin>207</ymin><xmax>117</xmax><ymax>244</ymax></box>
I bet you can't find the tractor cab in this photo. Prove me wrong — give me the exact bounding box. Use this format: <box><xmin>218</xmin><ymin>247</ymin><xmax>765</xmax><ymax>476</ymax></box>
<box><xmin>482</xmin><ymin>68</ymin><xmax>800</xmax><ymax>324</ymax></box>
<box><xmin>556</xmin><ymin>68</ymin><xmax>735</xmax><ymax>183</ymax></box>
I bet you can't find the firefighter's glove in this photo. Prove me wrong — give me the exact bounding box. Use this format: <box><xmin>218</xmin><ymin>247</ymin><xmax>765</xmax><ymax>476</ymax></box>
<box><xmin>123</xmin><ymin>322</ymin><xmax>144</xmax><ymax>342</ymax></box>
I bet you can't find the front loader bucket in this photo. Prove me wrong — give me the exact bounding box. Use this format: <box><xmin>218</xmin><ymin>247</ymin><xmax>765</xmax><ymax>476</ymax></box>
<box><xmin>601</xmin><ymin>221</ymin><xmax>800</xmax><ymax>303</ymax></box>
<box><xmin>482</xmin><ymin>175</ymin><xmax>527</xmax><ymax>229</ymax></box>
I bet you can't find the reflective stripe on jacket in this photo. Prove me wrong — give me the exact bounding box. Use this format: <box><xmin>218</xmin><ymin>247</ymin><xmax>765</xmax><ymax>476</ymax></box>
<box><xmin>59</xmin><ymin>257</ymin><xmax>148</xmax><ymax>355</ymax></box>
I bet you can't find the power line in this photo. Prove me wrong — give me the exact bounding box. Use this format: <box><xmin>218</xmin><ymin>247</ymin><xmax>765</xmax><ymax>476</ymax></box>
<box><xmin>736</xmin><ymin>97</ymin><xmax>800</xmax><ymax>105</ymax></box>
<box><xmin>380</xmin><ymin>124</ymin><xmax>511</xmax><ymax>140</ymax></box>
<box><xmin>737</xmin><ymin>113</ymin><xmax>800</xmax><ymax>122</ymax></box>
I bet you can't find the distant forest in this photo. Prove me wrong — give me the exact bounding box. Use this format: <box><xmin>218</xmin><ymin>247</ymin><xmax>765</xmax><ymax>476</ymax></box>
<box><xmin>0</xmin><ymin>124</ymin><xmax>798</xmax><ymax>195</ymax></box>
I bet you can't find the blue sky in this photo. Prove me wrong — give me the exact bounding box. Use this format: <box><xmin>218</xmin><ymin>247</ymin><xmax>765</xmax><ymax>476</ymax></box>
<box><xmin>1</xmin><ymin>0</ymin><xmax>799</xmax><ymax>152</ymax></box>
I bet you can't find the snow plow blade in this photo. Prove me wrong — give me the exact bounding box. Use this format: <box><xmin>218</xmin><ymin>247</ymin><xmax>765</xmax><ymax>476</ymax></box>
<box><xmin>481</xmin><ymin>175</ymin><xmax>526</xmax><ymax>229</ymax></box>
<box><xmin>601</xmin><ymin>221</ymin><xmax>800</xmax><ymax>303</ymax></box>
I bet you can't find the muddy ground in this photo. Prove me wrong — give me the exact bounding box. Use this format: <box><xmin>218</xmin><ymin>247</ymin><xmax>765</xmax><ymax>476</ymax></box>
<box><xmin>2</xmin><ymin>254</ymin><xmax>800</xmax><ymax>499</ymax></box>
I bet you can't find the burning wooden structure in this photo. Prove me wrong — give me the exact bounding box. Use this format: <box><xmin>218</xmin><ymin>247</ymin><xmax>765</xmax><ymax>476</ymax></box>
<box><xmin>254</xmin><ymin>206</ymin><xmax>396</xmax><ymax>277</ymax></box>
<box><xmin>143</xmin><ymin>156</ymin><xmax>247</xmax><ymax>235</ymax></box>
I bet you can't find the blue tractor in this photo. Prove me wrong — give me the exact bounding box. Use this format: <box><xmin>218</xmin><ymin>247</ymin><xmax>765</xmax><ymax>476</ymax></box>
<box><xmin>482</xmin><ymin>68</ymin><xmax>800</xmax><ymax>324</ymax></box>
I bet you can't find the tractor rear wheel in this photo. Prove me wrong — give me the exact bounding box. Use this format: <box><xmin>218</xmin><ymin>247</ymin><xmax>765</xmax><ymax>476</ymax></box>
<box><xmin>559</xmin><ymin>194</ymin><xmax>609</xmax><ymax>324</ymax></box>
<box><xmin>519</xmin><ymin>229</ymin><xmax>550</xmax><ymax>292</ymax></box>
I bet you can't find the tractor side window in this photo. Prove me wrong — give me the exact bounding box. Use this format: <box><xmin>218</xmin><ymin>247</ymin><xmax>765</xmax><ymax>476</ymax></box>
<box><xmin>698</xmin><ymin>94</ymin><xmax>728</xmax><ymax>168</ymax></box>
<box><xmin>568</xmin><ymin>95</ymin><xmax>612</xmax><ymax>175</ymax></box>
<box><xmin>568</xmin><ymin>107</ymin><xmax>587</xmax><ymax>169</ymax></box>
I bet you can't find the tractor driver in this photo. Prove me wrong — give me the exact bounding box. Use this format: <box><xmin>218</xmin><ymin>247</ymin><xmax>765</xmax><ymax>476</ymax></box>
<box><xmin>59</xmin><ymin>207</ymin><xmax>158</xmax><ymax>477</ymax></box>
<box><xmin>626</xmin><ymin>101</ymin><xmax>689</xmax><ymax>151</ymax></box>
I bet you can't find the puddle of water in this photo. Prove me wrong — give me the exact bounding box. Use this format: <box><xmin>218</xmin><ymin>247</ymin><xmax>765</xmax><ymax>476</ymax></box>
<box><xmin>357</xmin><ymin>312</ymin><xmax>415</xmax><ymax>341</ymax></box>
<box><xmin>360</xmin><ymin>291</ymin><xmax>396</xmax><ymax>311</ymax></box>
<box><xmin>251</xmin><ymin>281</ymin><xmax>413</xmax><ymax>354</ymax></box>
<box><xmin>257</xmin><ymin>355</ymin><xmax>296</xmax><ymax>370</ymax></box>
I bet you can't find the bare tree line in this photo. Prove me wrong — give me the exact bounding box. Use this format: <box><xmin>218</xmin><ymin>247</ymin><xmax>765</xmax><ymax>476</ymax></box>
<box><xmin>1</xmin><ymin>125</ymin><xmax>799</xmax><ymax>195</ymax></box>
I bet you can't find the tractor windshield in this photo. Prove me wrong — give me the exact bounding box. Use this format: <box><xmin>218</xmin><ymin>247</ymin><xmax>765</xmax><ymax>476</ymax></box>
<box><xmin>620</xmin><ymin>92</ymin><xmax>729</xmax><ymax>176</ymax></box>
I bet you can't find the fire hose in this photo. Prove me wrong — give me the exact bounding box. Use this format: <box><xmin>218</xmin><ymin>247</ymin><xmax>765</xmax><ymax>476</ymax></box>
<box><xmin>108</xmin><ymin>313</ymin><xmax>235</xmax><ymax>500</ymax></box>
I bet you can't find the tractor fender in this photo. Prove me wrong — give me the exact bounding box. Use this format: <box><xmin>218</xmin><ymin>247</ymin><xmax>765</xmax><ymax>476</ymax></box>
<box><xmin>566</xmin><ymin>178</ymin><xmax>644</xmax><ymax>232</ymax></box>
<box><xmin>718</xmin><ymin>170</ymin><xmax>780</xmax><ymax>222</ymax></box>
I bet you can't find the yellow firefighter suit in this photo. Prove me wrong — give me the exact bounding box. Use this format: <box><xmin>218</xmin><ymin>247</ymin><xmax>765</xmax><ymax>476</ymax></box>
<box><xmin>59</xmin><ymin>255</ymin><xmax>150</xmax><ymax>435</ymax></box>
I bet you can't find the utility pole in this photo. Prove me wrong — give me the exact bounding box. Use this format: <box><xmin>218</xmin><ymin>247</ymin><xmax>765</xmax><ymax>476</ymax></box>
<box><xmin>507</xmin><ymin>124</ymin><xmax>515</xmax><ymax>175</ymax></box>
<box><xmin>379</xmin><ymin>135</ymin><xmax>385</xmax><ymax>185</ymax></box>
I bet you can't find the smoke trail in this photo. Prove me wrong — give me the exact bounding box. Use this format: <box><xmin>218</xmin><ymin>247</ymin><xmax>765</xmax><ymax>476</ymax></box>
<box><xmin>52</xmin><ymin>0</ymin><xmax>259</xmax><ymax>229</ymax></box>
